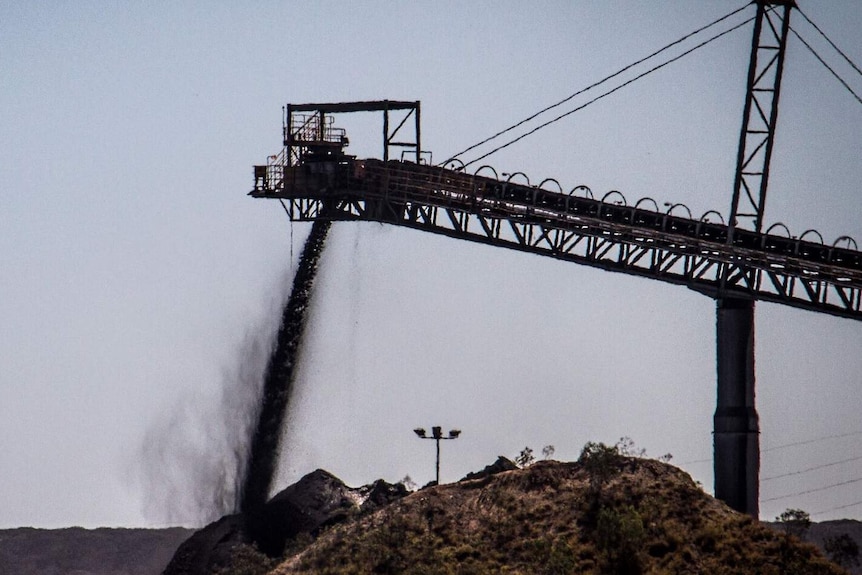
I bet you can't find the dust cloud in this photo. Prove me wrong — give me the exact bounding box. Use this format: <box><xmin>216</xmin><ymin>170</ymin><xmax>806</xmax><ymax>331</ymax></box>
<box><xmin>135</xmin><ymin>312</ymin><xmax>282</xmax><ymax>526</ymax></box>
<box><xmin>134</xmin><ymin>219</ymin><xmax>330</xmax><ymax>526</ymax></box>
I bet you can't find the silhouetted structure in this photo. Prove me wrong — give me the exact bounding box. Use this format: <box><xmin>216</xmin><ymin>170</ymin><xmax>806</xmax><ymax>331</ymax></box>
<box><xmin>414</xmin><ymin>427</ymin><xmax>461</xmax><ymax>485</ymax></box>
<box><xmin>249</xmin><ymin>1</ymin><xmax>861</xmax><ymax>519</ymax></box>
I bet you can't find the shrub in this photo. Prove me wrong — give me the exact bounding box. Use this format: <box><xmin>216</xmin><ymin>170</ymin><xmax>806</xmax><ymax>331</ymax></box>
<box><xmin>516</xmin><ymin>446</ymin><xmax>535</xmax><ymax>468</ymax></box>
<box><xmin>775</xmin><ymin>508</ymin><xmax>811</xmax><ymax>539</ymax></box>
<box><xmin>579</xmin><ymin>442</ymin><xmax>622</xmax><ymax>496</ymax></box>
<box><xmin>824</xmin><ymin>533</ymin><xmax>860</xmax><ymax>569</ymax></box>
<box><xmin>615</xmin><ymin>437</ymin><xmax>646</xmax><ymax>458</ymax></box>
<box><xmin>596</xmin><ymin>505</ymin><xmax>645</xmax><ymax>574</ymax></box>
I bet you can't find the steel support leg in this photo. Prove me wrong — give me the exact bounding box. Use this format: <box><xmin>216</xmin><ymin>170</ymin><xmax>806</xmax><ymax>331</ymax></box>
<box><xmin>714</xmin><ymin>297</ymin><xmax>760</xmax><ymax>517</ymax></box>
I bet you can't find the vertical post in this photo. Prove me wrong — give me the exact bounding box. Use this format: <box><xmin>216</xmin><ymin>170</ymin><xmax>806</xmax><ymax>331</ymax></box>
<box><xmin>432</xmin><ymin>426</ymin><xmax>442</xmax><ymax>485</ymax></box>
<box><xmin>435</xmin><ymin>437</ymin><xmax>441</xmax><ymax>485</ymax></box>
<box><xmin>415</xmin><ymin>101</ymin><xmax>422</xmax><ymax>163</ymax></box>
<box><xmin>285</xmin><ymin>104</ymin><xmax>294</xmax><ymax>166</ymax></box>
<box><xmin>414</xmin><ymin>426</ymin><xmax>460</xmax><ymax>486</ymax></box>
<box><xmin>714</xmin><ymin>297</ymin><xmax>760</xmax><ymax>517</ymax></box>
<box><xmin>383</xmin><ymin>104</ymin><xmax>390</xmax><ymax>162</ymax></box>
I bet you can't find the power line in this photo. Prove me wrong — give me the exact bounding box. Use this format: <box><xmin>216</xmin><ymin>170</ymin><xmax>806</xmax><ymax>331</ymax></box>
<box><xmin>446</xmin><ymin>1</ymin><xmax>752</xmax><ymax>164</ymax></box>
<box><xmin>460</xmin><ymin>15</ymin><xmax>754</xmax><ymax>168</ymax></box>
<box><xmin>679</xmin><ymin>430</ymin><xmax>862</xmax><ymax>466</ymax></box>
<box><xmin>796</xmin><ymin>6</ymin><xmax>862</xmax><ymax>79</ymax></box>
<box><xmin>761</xmin><ymin>476</ymin><xmax>862</xmax><ymax>503</ymax></box>
<box><xmin>789</xmin><ymin>26</ymin><xmax>862</xmax><ymax>106</ymax></box>
<box><xmin>812</xmin><ymin>499</ymin><xmax>862</xmax><ymax>517</ymax></box>
<box><xmin>762</xmin><ymin>454</ymin><xmax>862</xmax><ymax>482</ymax></box>
<box><xmin>680</xmin><ymin>456</ymin><xmax>712</xmax><ymax>465</ymax></box>
<box><xmin>763</xmin><ymin>430</ymin><xmax>862</xmax><ymax>454</ymax></box>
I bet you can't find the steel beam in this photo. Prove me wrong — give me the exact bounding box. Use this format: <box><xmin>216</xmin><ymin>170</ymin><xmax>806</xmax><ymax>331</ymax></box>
<box><xmin>251</xmin><ymin>159</ymin><xmax>862</xmax><ymax>320</ymax></box>
<box><xmin>728</xmin><ymin>1</ymin><xmax>792</xmax><ymax>238</ymax></box>
<box><xmin>714</xmin><ymin>297</ymin><xmax>760</xmax><ymax>517</ymax></box>
<box><xmin>288</xmin><ymin>100</ymin><xmax>419</xmax><ymax>113</ymax></box>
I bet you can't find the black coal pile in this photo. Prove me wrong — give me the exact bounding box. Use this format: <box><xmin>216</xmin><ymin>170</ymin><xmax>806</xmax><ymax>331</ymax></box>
<box><xmin>163</xmin><ymin>470</ymin><xmax>408</xmax><ymax>575</ymax></box>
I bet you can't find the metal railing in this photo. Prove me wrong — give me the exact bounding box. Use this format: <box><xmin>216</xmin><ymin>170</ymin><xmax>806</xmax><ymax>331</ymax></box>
<box><xmin>251</xmin><ymin>158</ymin><xmax>862</xmax><ymax>319</ymax></box>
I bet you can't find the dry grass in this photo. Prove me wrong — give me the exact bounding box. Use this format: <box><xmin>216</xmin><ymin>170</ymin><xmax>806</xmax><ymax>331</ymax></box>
<box><xmin>267</xmin><ymin>457</ymin><xmax>847</xmax><ymax>575</ymax></box>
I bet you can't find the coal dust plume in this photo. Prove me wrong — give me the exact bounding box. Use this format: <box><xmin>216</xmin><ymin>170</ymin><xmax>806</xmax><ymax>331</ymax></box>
<box><xmin>137</xmin><ymin>218</ymin><xmax>330</xmax><ymax>525</ymax></box>
<box><xmin>240</xmin><ymin>218</ymin><xmax>331</xmax><ymax>513</ymax></box>
<box><xmin>137</xmin><ymin>317</ymin><xmax>276</xmax><ymax>525</ymax></box>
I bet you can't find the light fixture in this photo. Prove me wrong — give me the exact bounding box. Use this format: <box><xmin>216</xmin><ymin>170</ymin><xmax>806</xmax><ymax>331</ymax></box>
<box><xmin>413</xmin><ymin>425</ymin><xmax>461</xmax><ymax>485</ymax></box>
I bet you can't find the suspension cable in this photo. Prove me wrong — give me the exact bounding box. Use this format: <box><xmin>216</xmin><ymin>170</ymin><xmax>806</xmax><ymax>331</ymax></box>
<box><xmin>812</xmin><ymin>499</ymin><xmax>862</xmax><ymax>516</ymax></box>
<box><xmin>279</xmin><ymin>199</ymin><xmax>294</xmax><ymax>262</ymax></box>
<box><xmin>447</xmin><ymin>2</ymin><xmax>752</xmax><ymax>165</ymax></box>
<box><xmin>460</xmin><ymin>14</ymin><xmax>754</xmax><ymax>169</ymax></box>
<box><xmin>796</xmin><ymin>7</ymin><xmax>862</xmax><ymax>78</ymax></box>
<box><xmin>789</xmin><ymin>26</ymin><xmax>862</xmax><ymax>106</ymax></box>
<box><xmin>762</xmin><ymin>453</ymin><xmax>862</xmax><ymax>482</ymax></box>
<box><xmin>679</xmin><ymin>430</ymin><xmax>862</xmax><ymax>466</ymax></box>
<box><xmin>761</xmin><ymin>476</ymin><xmax>862</xmax><ymax>503</ymax></box>
<box><xmin>763</xmin><ymin>430</ymin><xmax>862</xmax><ymax>453</ymax></box>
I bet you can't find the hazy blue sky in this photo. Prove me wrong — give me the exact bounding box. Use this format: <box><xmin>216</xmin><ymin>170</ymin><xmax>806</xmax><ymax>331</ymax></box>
<box><xmin>2</xmin><ymin>1</ymin><xmax>861</xmax><ymax>529</ymax></box>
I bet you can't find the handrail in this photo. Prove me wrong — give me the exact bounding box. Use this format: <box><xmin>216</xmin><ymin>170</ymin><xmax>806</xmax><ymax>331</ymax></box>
<box><xmin>252</xmin><ymin>157</ymin><xmax>862</xmax><ymax>277</ymax></box>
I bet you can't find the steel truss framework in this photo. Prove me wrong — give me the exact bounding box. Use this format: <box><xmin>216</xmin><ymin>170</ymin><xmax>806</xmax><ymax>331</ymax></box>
<box><xmin>729</xmin><ymin>0</ymin><xmax>793</xmax><ymax>236</ymax></box>
<box><xmin>251</xmin><ymin>159</ymin><xmax>862</xmax><ymax>321</ymax></box>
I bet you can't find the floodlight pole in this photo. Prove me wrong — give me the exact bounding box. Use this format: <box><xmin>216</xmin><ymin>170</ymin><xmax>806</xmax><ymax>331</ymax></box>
<box><xmin>413</xmin><ymin>426</ymin><xmax>461</xmax><ymax>485</ymax></box>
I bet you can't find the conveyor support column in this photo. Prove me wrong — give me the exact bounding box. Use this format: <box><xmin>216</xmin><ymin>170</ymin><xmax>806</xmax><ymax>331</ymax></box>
<box><xmin>714</xmin><ymin>297</ymin><xmax>760</xmax><ymax>517</ymax></box>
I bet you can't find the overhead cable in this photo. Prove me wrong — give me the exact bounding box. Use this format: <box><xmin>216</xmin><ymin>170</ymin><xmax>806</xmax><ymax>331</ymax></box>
<box><xmin>761</xmin><ymin>476</ymin><xmax>862</xmax><ymax>503</ymax></box>
<box><xmin>763</xmin><ymin>430</ymin><xmax>862</xmax><ymax>454</ymax></box>
<box><xmin>789</xmin><ymin>26</ymin><xmax>862</xmax><ymax>106</ymax></box>
<box><xmin>279</xmin><ymin>199</ymin><xmax>295</xmax><ymax>262</ymax></box>
<box><xmin>812</xmin><ymin>499</ymin><xmax>862</xmax><ymax>516</ymax></box>
<box><xmin>680</xmin><ymin>458</ymin><xmax>712</xmax><ymax>466</ymax></box>
<box><xmin>680</xmin><ymin>430</ymin><xmax>862</xmax><ymax>465</ymax></box>
<box><xmin>796</xmin><ymin>7</ymin><xmax>862</xmax><ymax>79</ymax></box>
<box><xmin>762</xmin><ymin>453</ymin><xmax>862</xmax><ymax>482</ymax></box>
<box><xmin>447</xmin><ymin>1</ymin><xmax>752</xmax><ymax>164</ymax></box>
<box><xmin>460</xmin><ymin>15</ymin><xmax>754</xmax><ymax>168</ymax></box>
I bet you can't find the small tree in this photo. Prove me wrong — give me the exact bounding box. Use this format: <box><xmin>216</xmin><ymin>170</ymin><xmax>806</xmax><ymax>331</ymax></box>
<box><xmin>615</xmin><ymin>436</ymin><xmax>646</xmax><ymax>458</ymax></box>
<box><xmin>775</xmin><ymin>508</ymin><xmax>811</xmax><ymax>539</ymax></box>
<box><xmin>824</xmin><ymin>533</ymin><xmax>860</xmax><ymax>569</ymax></box>
<box><xmin>542</xmin><ymin>445</ymin><xmax>556</xmax><ymax>460</ymax></box>
<box><xmin>579</xmin><ymin>441</ymin><xmax>622</xmax><ymax>496</ymax></box>
<box><xmin>516</xmin><ymin>446</ymin><xmax>535</xmax><ymax>468</ymax></box>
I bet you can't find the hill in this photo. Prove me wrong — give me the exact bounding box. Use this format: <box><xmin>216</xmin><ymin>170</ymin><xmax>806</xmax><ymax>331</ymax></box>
<box><xmin>167</xmin><ymin>446</ymin><xmax>852</xmax><ymax>574</ymax></box>
<box><xmin>0</xmin><ymin>526</ymin><xmax>193</xmax><ymax>575</ymax></box>
<box><xmin>5</xmin><ymin>451</ymin><xmax>854</xmax><ymax>574</ymax></box>
<box><xmin>778</xmin><ymin>520</ymin><xmax>862</xmax><ymax>575</ymax></box>
<box><xmin>269</xmin><ymin>455</ymin><xmax>846</xmax><ymax>575</ymax></box>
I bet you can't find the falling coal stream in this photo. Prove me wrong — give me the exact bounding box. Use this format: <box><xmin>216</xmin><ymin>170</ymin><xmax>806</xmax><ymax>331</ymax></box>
<box><xmin>239</xmin><ymin>218</ymin><xmax>331</xmax><ymax>513</ymax></box>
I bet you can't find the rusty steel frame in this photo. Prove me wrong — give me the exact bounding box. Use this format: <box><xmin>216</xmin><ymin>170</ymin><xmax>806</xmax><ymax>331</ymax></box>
<box><xmin>284</xmin><ymin>100</ymin><xmax>421</xmax><ymax>164</ymax></box>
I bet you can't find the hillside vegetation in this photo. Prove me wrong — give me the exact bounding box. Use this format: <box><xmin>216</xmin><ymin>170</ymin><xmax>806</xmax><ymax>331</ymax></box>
<box><xmin>261</xmin><ymin>449</ymin><xmax>845</xmax><ymax>575</ymax></box>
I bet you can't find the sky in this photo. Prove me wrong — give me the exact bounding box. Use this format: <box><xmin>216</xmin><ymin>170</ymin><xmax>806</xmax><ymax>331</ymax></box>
<box><xmin>2</xmin><ymin>1</ymin><xmax>862</xmax><ymax>529</ymax></box>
